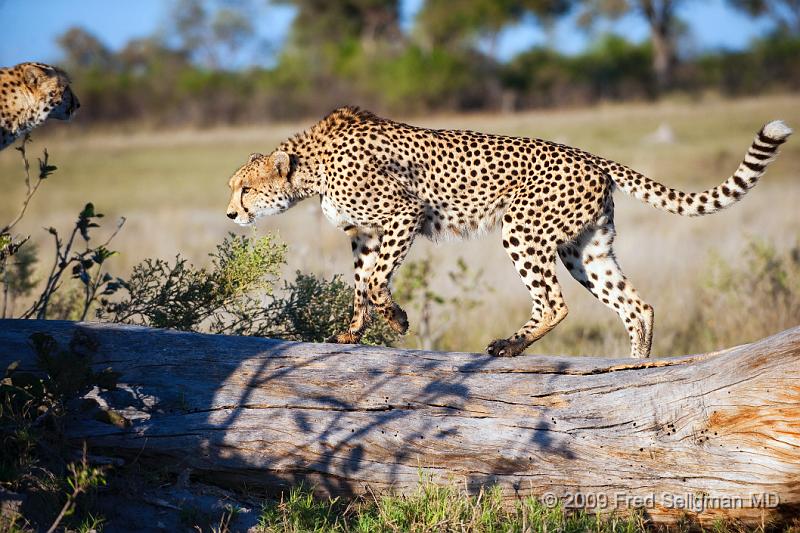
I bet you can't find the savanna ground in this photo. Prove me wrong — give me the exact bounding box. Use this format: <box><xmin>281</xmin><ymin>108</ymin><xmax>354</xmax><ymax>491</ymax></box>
<box><xmin>2</xmin><ymin>93</ymin><xmax>799</xmax><ymax>357</ymax></box>
<box><xmin>2</xmin><ymin>95</ymin><xmax>800</xmax><ymax>531</ymax></box>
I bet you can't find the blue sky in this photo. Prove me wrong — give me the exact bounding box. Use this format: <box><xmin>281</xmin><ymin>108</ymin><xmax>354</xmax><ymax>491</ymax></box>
<box><xmin>0</xmin><ymin>0</ymin><xmax>776</xmax><ymax>67</ymax></box>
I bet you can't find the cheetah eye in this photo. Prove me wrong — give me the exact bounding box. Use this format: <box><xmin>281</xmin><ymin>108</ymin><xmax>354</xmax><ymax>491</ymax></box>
<box><xmin>241</xmin><ymin>186</ymin><xmax>251</xmax><ymax>195</ymax></box>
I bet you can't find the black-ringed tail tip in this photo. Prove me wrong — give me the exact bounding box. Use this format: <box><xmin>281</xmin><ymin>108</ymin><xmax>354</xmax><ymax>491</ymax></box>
<box><xmin>762</xmin><ymin>119</ymin><xmax>793</xmax><ymax>141</ymax></box>
<box><xmin>605</xmin><ymin>119</ymin><xmax>793</xmax><ymax>217</ymax></box>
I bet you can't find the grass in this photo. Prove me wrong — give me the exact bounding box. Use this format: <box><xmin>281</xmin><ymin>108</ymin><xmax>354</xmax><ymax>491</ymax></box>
<box><xmin>255</xmin><ymin>483</ymin><xmax>646</xmax><ymax>533</ymax></box>
<box><xmin>251</xmin><ymin>480</ymin><xmax>799</xmax><ymax>533</ymax></box>
<box><xmin>1</xmin><ymin>92</ymin><xmax>799</xmax><ymax>356</ymax></box>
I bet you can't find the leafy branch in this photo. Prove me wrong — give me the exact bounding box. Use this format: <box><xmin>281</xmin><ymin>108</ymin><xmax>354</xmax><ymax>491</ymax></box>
<box><xmin>45</xmin><ymin>444</ymin><xmax>107</xmax><ymax>533</ymax></box>
<box><xmin>1</xmin><ymin>135</ymin><xmax>58</xmax><ymax>318</ymax></box>
<box><xmin>1</xmin><ymin>135</ymin><xmax>58</xmax><ymax>237</ymax></box>
<box><xmin>22</xmin><ymin>203</ymin><xmax>126</xmax><ymax>320</ymax></box>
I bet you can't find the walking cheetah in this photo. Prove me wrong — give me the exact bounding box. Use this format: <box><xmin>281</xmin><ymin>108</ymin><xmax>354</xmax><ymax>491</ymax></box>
<box><xmin>0</xmin><ymin>62</ymin><xmax>79</xmax><ymax>151</ymax></box>
<box><xmin>225</xmin><ymin>107</ymin><xmax>792</xmax><ymax>357</ymax></box>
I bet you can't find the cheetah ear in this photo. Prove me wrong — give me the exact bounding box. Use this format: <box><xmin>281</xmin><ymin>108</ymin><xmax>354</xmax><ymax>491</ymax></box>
<box><xmin>248</xmin><ymin>152</ymin><xmax>264</xmax><ymax>163</ymax></box>
<box><xmin>22</xmin><ymin>64</ymin><xmax>47</xmax><ymax>88</ymax></box>
<box><xmin>271</xmin><ymin>150</ymin><xmax>291</xmax><ymax>179</ymax></box>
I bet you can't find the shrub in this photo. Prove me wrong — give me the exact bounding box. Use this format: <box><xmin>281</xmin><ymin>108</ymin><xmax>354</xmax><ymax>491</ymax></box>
<box><xmin>698</xmin><ymin>239</ymin><xmax>800</xmax><ymax>350</ymax></box>
<box><xmin>99</xmin><ymin>233</ymin><xmax>399</xmax><ymax>346</ymax></box>
<box><xmin>393</xmin><ymin>256</ymin><xmax>491</xmax><ymax>351</ymax></box>
<box><xmin>99</xmin><ymin>233</ymin><xmax>285</xmax><ymax>331</ymax></box>
<box><xmin>665</xmin><ymin>238</ymin><xmax>800</xmax><ymax>355</ymax></box>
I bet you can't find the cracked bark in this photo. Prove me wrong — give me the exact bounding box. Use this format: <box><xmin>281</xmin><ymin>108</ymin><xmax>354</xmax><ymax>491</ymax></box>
<box><xmin>1</xmin><ymin>319</ymin><xmax>799</xmax><ymax>525</ymax></box>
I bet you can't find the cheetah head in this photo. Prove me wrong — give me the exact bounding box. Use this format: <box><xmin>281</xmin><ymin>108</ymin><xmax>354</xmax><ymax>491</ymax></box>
<box><xmin>28</xmin><ymin>63</ymin><xmax>81</xmax><ymax>120</ymax></box>
<box><xmin>226</xmin><ymin>150</ymin><xmax>295</xmax><ymax>226</ymax></box>
<box><xmin>1</xmin><ymin>63</ymin><xmax>80</xmax><ymax>150</ymax></box>
<box><xmin>19</xmin><ymin>63</ymin><xmax>79</xmax><ymax>122</ymax></box>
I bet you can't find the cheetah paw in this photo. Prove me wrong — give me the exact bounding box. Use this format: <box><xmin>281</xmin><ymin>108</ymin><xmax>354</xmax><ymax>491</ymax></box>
<box><xmin>325</xmin><ymin>331</ymin><xmax>361</xmax><ymax>344</ymax></box>
<box><xmin>385</xmin><ymin>305</ymin><xmax>409</xmax><ymax>335</ymax></box>
<box><xmin>486</xmin><ymin>338</ymin><xmax>526</xmax><ymax>357</ymax></box>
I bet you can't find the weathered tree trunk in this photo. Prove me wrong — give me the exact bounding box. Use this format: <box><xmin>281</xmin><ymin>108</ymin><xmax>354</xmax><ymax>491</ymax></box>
<box><xmin>1</xmin><ymin>319</ymin><xmax>799</xmax><ymax>525</ymax></box>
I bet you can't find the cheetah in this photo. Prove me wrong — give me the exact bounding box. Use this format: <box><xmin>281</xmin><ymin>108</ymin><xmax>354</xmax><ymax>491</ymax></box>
<box><xmin>0</xmin><ymin>62</ymin><xmax>79</xmax><ymax>151</ymax></box>
<box><xmin>226</xmin><ymin>107</ymin><xmax>791</xmax><ymax>357</ymax></box>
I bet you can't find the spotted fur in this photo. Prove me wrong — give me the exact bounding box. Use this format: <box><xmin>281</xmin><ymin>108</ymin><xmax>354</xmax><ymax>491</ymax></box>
<box><xmin>0</xmin><ymin>62</ymin><xmax>79</xmax><ymax>150</ymax></box>
<box><xmin>226</xmin><ymin>107</ymin><xmax>792</xmax><ymax>357</ymax></box>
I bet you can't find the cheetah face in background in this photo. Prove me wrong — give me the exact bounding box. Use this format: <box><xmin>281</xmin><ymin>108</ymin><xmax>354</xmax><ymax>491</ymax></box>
<box><xmin>47</xmin><ymin>84</ymin><xmax>79</xmax><ymax>121</ymax></box>
<box><xmin>24</xmin><ymin>63</ymin><xmax>80</xmax><ymax>121</ymax></box>
<box><xmin>226</xmin><ymin>150</ymin><xmax>295</xmax><ymax>226</ymax></box>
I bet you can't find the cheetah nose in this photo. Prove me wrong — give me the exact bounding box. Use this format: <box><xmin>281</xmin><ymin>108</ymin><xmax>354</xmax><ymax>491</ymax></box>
<box><xmin>226</xmin><ymin>211</ymin><xmax>237</xmax><ymax>220</ymax></box>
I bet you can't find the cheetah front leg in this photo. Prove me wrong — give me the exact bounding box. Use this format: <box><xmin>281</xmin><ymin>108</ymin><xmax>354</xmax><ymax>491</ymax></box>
<box><xmin>326</xmin><ymin>228</ymin><xmax>380</xmax><ymax>344</ymax></box>
<box><xmin>487</xmin><ymin>210</ymin><xmax>568</xmax><ymax>357</ymax></box>
<box><xmin>366</xmin><ymin>209</ymin><xmax>422</xmax><ymax>335</ymax></box>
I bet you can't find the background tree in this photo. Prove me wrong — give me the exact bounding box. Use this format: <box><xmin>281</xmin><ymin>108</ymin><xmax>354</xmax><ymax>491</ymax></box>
<box><xmin>168</xmin><ymin>0</ymin><xmax>256</xmax><ymax>69</ymax></box>
<box><xmin>578</xmin><ymin>0</ymin><xmax>686</xmax><ymax>91</ymax></box>
<box><xmin>414</xmin><ymin>0</ymin><xmax>572</xmax><ymax>110</ymax></box>
<box><xmin>275</xmin><ymin>0</ymin><xmax>402</xmax><ymax>48</ymax></box>
<box><xmin>57</xmin><ymin>27</ymin><xmax>114</xmax><ymax>70</ymax></box>
<box><xmin>265</xmin><ymin>0</ymin><xmax>404</xmax><ymax>116</ymax></box>
<box><xmin>40</xmin><ymin>0</ymin><xmax>800</xmax><ymax>124</ymax></box>
<box><xmin>727</xmin><ymin>0</ymin><xmax>800</xmax><ymax>35</ymax></box>
<box><xmin>417</xmin><ymin>0</ymin><xmax>571</xmax><ymax>56</ymax></box>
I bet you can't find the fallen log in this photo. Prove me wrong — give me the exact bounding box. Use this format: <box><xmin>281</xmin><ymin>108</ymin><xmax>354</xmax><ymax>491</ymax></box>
<box><xmin>1</xmin><ymin>319</ymin><xmax>798</xmax><ymax>525</ymax></box>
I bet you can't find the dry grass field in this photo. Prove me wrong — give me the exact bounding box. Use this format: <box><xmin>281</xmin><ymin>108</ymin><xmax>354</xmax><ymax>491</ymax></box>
<box><xmin>1</xmin><ymin>93</ymin><xmax>799</xmax><ymax>356</ymax></box>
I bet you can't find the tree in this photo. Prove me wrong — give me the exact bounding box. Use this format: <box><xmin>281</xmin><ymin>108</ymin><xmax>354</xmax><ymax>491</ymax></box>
<box><xmin>57</xmin><ymin>27</ymin><xmax>113</xmax><ymax>70</ymax></box>
<box><xmin>417</xmin><ymin>0</ymin><xmax>571</xmax><ymax>56</ymax></box>
<box><xmin>275</xmin><ymin>0</ymin><xmax>402</xmax><ymax>48</ymax></box>
<box><xmin>116</xmin><ymin>37</ymin><xmax>190</xmax><ymax>74</ymax></box>
<box><xmin>578</xmin><ymin>0</ymin><xmax>685</xmax><ymax>91</ymax></box>
<box><xmin>727</xmin><ymin>0</ymin><xmax>800</xmax><ymax>35</ymax></box>
<box><xmin>168</xmin><ymin>0</ymin><xmax>256</xmax><ymax>69</ymax></box>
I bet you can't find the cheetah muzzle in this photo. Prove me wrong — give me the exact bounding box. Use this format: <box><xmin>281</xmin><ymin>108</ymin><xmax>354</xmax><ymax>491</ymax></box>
<box><xmin>225</xmin><ymin>107</ymin><xmax>792</xmax><ymax>358</ymax></box>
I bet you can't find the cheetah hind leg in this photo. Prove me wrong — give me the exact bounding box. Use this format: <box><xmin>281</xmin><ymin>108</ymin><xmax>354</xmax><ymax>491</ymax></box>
<box><xmin>486</xmin><ymin>300</ymin><xmax>568</xmax><ymax>357</ymax></box>
<box><xmin>557</xmin><ymin>218</ymin><xmax>654</xmax><ymax>357</ymax></box>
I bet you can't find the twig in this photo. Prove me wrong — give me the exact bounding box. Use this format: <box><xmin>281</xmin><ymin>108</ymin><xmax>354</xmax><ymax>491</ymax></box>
<box><xmin>80</xmin><ymin>217</ymin><xmax>126</xmax><ymax>320</ymax></box>
<box><xmin>46</xmin><ymin>443</ymin><xmax>106</xmax><ymax>533</ymax></box>
<box><xmin>2</xmin><ymin>135</ymin><xmax>48</xmax><ymax>235</ymax></box>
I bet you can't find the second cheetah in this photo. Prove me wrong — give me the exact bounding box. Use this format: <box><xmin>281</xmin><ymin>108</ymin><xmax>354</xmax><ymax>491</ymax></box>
<box><xmin>0</xmin><ymin>62</ymin><xmax>79</xmax><ymax>150</ymax></box>
<box><xmin>225</xmin><ymin>107</ymin><xmax>792</xmax><ymax>357</ymax></box>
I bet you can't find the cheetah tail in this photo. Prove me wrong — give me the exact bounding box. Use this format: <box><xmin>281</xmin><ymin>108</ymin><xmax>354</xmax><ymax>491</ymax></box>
<box><xmin>602</xmin><ymin>120</ymin><xmax>792</xmax><ymax>216</ymax></box>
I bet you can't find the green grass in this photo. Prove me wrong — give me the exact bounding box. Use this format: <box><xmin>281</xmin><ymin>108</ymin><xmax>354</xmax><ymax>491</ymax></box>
<box><xmin>252</xmin><ymin>480</ymin><xmax>798</xmax><ymax>533</ymax></box>
<box><xmin>256</xmin><ymin>484</ymin><xmax>646</xmax><ymax>533</ymax></box>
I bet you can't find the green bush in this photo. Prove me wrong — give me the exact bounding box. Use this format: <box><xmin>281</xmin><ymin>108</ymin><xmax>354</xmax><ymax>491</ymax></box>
<box><xmin>98</xmin><ymin>233</ymin><xmax>398</xmax><ymax>346</ymax></box>
<box><xmin>504</xmin><ymin>35</ymin><xmax>654</xmax><ymax>108</ymax></box>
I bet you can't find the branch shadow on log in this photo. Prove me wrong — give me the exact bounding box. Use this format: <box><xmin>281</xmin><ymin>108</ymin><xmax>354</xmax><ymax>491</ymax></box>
<box><xmin>43</xmin><ymin>322</ymin><xmax>577</xmax><ymax>497</ymax></box>
<box><xmin>224</xmin><ymin>344</ymin><xmax>577</xmax><ymax>497</ymax></box>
